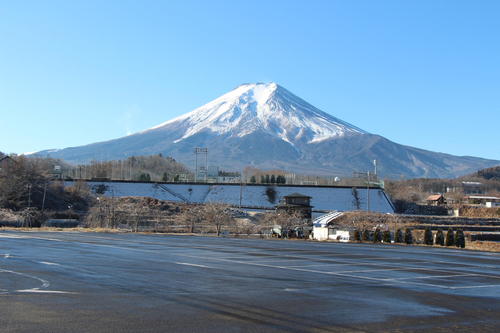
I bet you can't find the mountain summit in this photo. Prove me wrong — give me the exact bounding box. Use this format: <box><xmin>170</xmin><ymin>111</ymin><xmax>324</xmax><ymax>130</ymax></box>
<box><xmin>36</xmin><ymin>83</ymin><xmax>499</xmax><ymax>178</ymax></box>
<box><xmin>149</xmin><ymin>82</ymin><xmax>366</xmax><ymax>145</ymax></box>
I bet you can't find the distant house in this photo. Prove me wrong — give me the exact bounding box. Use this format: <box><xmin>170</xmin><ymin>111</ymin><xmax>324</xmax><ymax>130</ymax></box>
<box><xmin>426</xmin><ymin>194</ymin><xmax>446</xmax><ymax>206</ymax></box>
<box><xmin>446</xmin><ymin>181</ymin><xmax>484</xmax><ymax>195</ymax></box>
<box><xmin>461</xmin><ymin>182</ymin><xmax>484</xmax><ymax>195</ymax></box>
<box><xmin>465</xmin><ymin>195</ymin><xmax>500</xmax><ymax>206</ymax></box>
<box><xmin>276</xmin><ymin>192</ymin><xmax>313</xmax><ymax>219</ymax></box>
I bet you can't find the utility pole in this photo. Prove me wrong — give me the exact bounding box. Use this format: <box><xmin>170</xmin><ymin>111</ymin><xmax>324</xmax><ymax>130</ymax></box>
<box><xmin>41</xmin><ymin>181</ymin><xmax>48</xmax><ymax>212</ymax></box>
<box><xmin>239</xmin><ymin>169</ymin><xmax>243</xmax><ymax>208</ymax></box>
<box><xmin>27</xmin><ymin>184</ymin><xmax>32</xmax><ymax>208</ymax></box>
<box><xmin>367</xmin><ymin>171</ymin><xmax>370</xmax><ymax>212</ymax></box>
<box><xmin>195</xmin><ymin>151</ymin><xmax>198</xmax><ymax>182</ymax></box>
<box><xmin>110</xmin><ymin>188</ymin><xmax>115</xmax><ymax>228</ymax></box>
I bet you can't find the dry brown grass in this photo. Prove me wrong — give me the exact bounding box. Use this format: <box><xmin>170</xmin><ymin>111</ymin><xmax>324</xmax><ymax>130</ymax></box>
<box><xmin>458</xmin><ymin>206</ymin><xmax>500</xmax><ymax>218</ymax></box>
<box><xmin>334</xmin><ymin>211</ymin><xmax>417</xmax><ymax>232</ymax></box>
<box><xmin>465</xmin><ymin>241</ymin><xmax>500</xmax><ymax>252</ymax></box>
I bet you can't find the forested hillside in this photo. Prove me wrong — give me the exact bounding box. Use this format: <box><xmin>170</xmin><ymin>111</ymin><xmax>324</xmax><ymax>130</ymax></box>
<box><xmin>476</xmin><ymin>166</ymin><xmax>500</xmax><ymax>181</ymax></box>
<box><xmin>385</xmin><ymin>165</ymin><xmax>500</xmax><ymax>207</ymax></box>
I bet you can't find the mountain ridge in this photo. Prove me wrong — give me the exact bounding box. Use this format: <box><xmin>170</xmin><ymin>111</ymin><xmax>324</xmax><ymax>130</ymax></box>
<box><xmin>34</xmin><ymin>82</ymin><xmax>499</xmax><ymax>178</ymax></box>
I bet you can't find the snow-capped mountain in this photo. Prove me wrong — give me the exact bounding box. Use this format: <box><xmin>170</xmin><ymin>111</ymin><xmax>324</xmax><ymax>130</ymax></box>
<box><xmin>35</xmin><ymin>82</ymin><xmax>499</xmax><ymax>178</ymax></box>
<box><xmin>150</xmin><ymin>82</ymin><xmax>366</xmax><ymax>145</ymax></box>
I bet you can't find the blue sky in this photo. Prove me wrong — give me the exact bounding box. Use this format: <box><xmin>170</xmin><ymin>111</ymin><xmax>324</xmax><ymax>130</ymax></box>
<box><xmin>1</xmin><ymin>0</ymin><xmax>499</xmax><ymax>160</ymax></box>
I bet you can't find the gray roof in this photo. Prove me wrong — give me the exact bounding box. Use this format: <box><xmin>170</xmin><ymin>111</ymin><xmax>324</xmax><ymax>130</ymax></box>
<box><xmin>284</xmin><ymin>192</ymin><xmax>311</xmax><ymax>198</ymax></box>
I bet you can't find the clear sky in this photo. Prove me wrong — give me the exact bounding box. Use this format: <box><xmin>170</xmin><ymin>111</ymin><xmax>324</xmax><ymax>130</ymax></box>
<box><xmin>1</xmin><ymin>0</ymin><xmax>499</xmax><ymax>160</ymax></box>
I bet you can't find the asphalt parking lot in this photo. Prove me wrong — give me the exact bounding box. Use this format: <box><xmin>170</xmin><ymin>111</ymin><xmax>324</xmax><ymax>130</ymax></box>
<box><xmin>1</xmin><ymin>231</ymin><xmax>499</xmax><ymax>332</ymax></box>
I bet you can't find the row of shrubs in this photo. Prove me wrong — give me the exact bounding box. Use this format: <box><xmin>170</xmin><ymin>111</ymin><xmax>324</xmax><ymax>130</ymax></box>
<box><xmin>352</xmin><ymin>227</ymin><xmax>466</xmax><ymax>248</ymax></box>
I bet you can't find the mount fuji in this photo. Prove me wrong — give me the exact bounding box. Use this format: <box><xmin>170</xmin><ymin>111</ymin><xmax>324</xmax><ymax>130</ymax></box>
<box><xmin>36</xmin><ymin>82</ymin><xmax>499</xmax><ymax>178</ymax></box>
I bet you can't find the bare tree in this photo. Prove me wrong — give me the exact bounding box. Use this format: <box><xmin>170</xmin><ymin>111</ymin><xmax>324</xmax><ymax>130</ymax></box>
<box><xmin>201</xmin><ymin>202</ymin><xmax>233</xmax><ymax>236</ymax></box>
<box><xmin>259</xmin><ymin>210</ymin><xmax>307</xmax><ymax>237</ymax></box>
<box><xmin>178</xmin><ymin>205</ymin><xmax>206</xmax><ymax>233</ymax></box>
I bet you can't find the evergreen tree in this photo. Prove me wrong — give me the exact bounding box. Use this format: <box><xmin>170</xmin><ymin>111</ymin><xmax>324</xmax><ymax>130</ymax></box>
<box><xmin>362</xmin><ymin>229</ymin><xmax>370</xmax><ymax>242</ymax></box>
<box><xmin>250</xmin><ymin>176</ymin><xmax>256</xmax><ymax>183</ymax></box>
<box><xmin>373</xmin><ymin>228</ymin><xmax>382</xmax><ymax>243</ymax></box>
<box><xmin>265</xmin><ymin>175</ymin><xmax>270</xmax><ymax>183</ymax></box>
<box><xmin>395</xmin><ymin>229</ymin><xmax>403</xmax><ymax>243</ymax></box>
<box><xmin>260</xmin><ymin>175</ymin><xmax>265</xmax><ymax>184</ymax></box>
<box><xmin>383</xmin><ymin>230</ymin><xmax>391</xmax><ymax>243</ymax></box>
<box><xmin>162</xmin><ymin>172</ymin><xmax>168</xmax><ymax>182</ymax></box>
<box><xmin>455</xmin><ymin>229</ymin><xmax>465</xmax><ymax>248</ymax></box>
<box><xmin>424</xmin><ymin>227</ymin><xmax>433</xmax><ymax>245</ymax></box>
<box><xmin>404</xmin><ymin>228</ymin><xmax>413</xmax><ymax>244</ymax></box>
<box><xmin>445</xmin><ymin>228</ymin><xmax>455</xmax><ymax>246</ymax></box>
<box><xmin>276</xmin><ymin>175</ymin><xmax>286</xmax><ymax>184</ymax></box>
<box><xmin>435</xmin><ymin>229</ymin><xmax>445</xmax><ymax>246</ymax></box>
<box><xmin>353</xmin><ymin>230</ymin><xmax>361</xmax><ymax>241</ymax></box>
<box><xmin>138</xmin><ymin>173</ymin><xmax>151</xmax><ymax>182</ymax></box>
<box><xmin>270</xmin><ymin>175</ymin><xmax>276</xmax><ymax>183</ymax></box>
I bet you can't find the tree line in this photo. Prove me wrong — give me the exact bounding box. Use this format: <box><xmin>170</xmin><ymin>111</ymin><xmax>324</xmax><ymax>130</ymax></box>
<box><xmin>66</xmin><ymin>154</ymin><xmax>192</xmax><ymax>182</ymax></box>
<box><xmin>352</xmin><ymin>227</ymin><xmax>465</xmax><ymax>248</ymax></box>
<box><xmin>249</xmin><ymin>174</ymin><xmax>287</xmax><ymax>184</ymax></box>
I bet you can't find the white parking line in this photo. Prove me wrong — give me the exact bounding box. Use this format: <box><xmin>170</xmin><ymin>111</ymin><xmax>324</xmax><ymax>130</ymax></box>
<box><xmin>390</xmin><ymin>273</ymin><xmax>477</xmax><ymax>280</ymax></box>
<box><xmin>0</xmin><ymin>268</ymin><xmax>50</xmax><ymax>289</ymax></box>
<box><xmin>39</xmin><ymin>261</ymin><xmax>61</xmax><ymax>266</ymax></box>
<box><xmin>0</xmin><ymin>265</ymin><xmax>77</xmax><ymax>295</ymax></box>
<box><xmin>175</xmin><ymin>262</ymin><xmax>211</xmax><ymax>268</ymax></box>
<box><xmin>289</xmin><ymin>261</ymin><xmax>500</xmax><ymax>279</ymax></box>
<box><xmin>448</xmin><ymin>284</ymin><xmax>500</xmax><ymax>289</ymax></box>
<box><xmin>16</xmin><ymin>289</ymin><xmax>77</xmax><ymax>294</ymax></box>
<box><xmin>334</xmin><ymin>267</ymin><xmax>430</xmax><ymax>274</ymax></box>
<box><xmin>178</xmin><ymin>253</ymin><xmax>500</xmax><ymax>290</ymax></box>
<box><xmin>286</xmin><ymin>263</ymin><xmax>364</xmax><ymax>268</ymax></box>
<box><xmin>0</xmin><ymin>234</ymin><xmax>64</xmax><ymax>242</ymax></box>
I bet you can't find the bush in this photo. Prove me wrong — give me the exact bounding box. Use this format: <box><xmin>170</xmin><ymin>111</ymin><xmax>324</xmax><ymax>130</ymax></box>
<box><xmin>373</xmin><ymin>228</ymin><xmax>382</xmax><ymax>243</ymax></box>
<box><xmin>445</xmin><ymin>228</ymin><xmax>455</xmax><ymax>246</ymax></box>
<box><xmin>404</xmin><ymin>228</ymin><xmax>413</xmax><ymax>244</ymax></box>
<box><xmin>353</xmin><ymin>230</ymin><xmax>361</xmax><ymax>241</ymax></box>
<box><xmin>435</xmin><ymin>229</ymin><xmax>445</xmax><ymax>246</ymax></box>
<box><xmin>424</xmin><ymin>227</ymin><xmax>433</xmax><ymax>245</ymax></box>
<box><xmin>362</xmin><ymin>229</ymin><xmax>370</xmax><ymax>241</ymax></box>
<box><xmin>455</xmin><ymin>229</ymin><xmax>465</xmax><ymax>248</ymax></box>
<box><xmin>395</xmin><ymin>229</ymin><xmax>404</xmax><ymax>243</ymax></box>
<box><xmin>20</xmin><ymin>207</ymin><xmax>44</xmax><ymax>227</ymax></box>
<box><xmin>382</xmin><ymin>230</ymin><xmax>391</xmax><ymax>243</ymax></box>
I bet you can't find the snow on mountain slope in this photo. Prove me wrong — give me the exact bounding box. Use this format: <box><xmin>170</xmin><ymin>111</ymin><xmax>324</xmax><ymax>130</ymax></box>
<box><xmin>149</xmin><ymin>82</ymin><xmax>367</xmax><ymax>145</ymax></box>
<box><xmin>33</xmin><ymin>82</ymin><xmax>500</xmax><ymax>178</ymax></box>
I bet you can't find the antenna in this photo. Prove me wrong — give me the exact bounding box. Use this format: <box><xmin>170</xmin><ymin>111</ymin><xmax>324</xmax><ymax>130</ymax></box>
<box><xmin>194</xmin><ymin>147</ymin><xmax>208</xmax><ymax>182</ymax></box>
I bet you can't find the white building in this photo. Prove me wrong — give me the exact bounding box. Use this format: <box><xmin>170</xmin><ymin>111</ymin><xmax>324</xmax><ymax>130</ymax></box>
<box><xmin>312</xmin><ymin>211</ymin><xmax>350</xmax><ymax>241</ymax></box>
